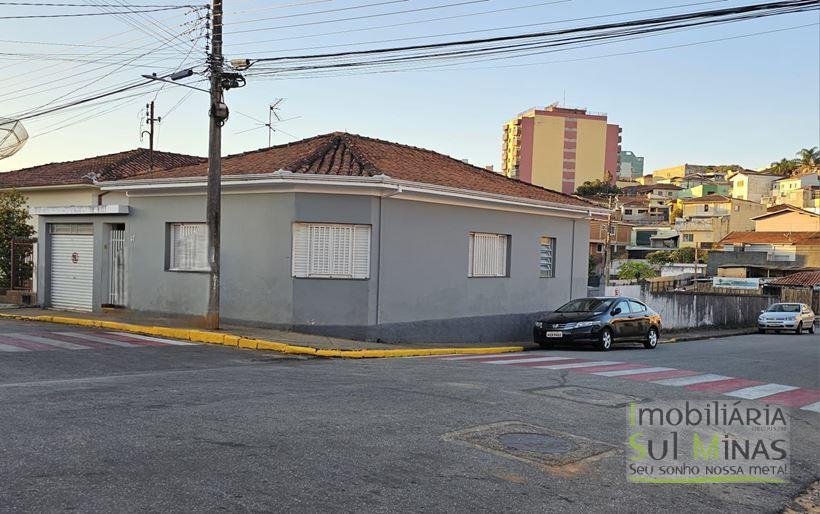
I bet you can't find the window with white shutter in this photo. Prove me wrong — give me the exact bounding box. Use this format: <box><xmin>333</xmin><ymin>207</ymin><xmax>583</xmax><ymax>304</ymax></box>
<box><xmin>168</xmin><ymin>223</ymin><xmax>209</xmax><ymax>272</ymax></box>
<box><xmin>539</xmin><ymin>236</ymin><xmax>556</xmax><ymax>278</ymax></box>
<box><xmin>292</xmin><ymin>223</ymin><xmax>370</xmax><ymax>279</ymax></box>
<box><xmin>468</xmin><ymin>232</ymin><xmax>508</xmax><ymax>277</ymax></box>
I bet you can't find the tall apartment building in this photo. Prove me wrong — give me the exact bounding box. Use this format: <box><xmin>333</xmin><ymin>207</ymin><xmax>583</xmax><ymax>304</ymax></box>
<box><xmin>501</xmin><ymin>103</ymin><xmax>621</xmax><ymax>194</ymax></box>
<box><xmin>618</xmin><ymin>150</ymin><xmax>644</xmax><ymax>178</ymax></box>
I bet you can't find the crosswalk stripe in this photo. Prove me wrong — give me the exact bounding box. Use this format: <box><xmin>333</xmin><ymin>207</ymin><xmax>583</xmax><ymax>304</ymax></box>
<box><xmin>801</xmin><ymin>401</ymin><xmax>820</xmax><ymax>413</ymax></box>
<box><xmin>8</xmin><ymin>333</ymin><xmax>91</xmax><ymax>350</ymax></box>
<box><xmin>485</xmin><ymin>356</ymin><xmax>573</xmax><ymax>365</ymax></box>
<box><xmin>652</xmin><ymin>374</ymin><xmax>732</xmax><ymax>386</ymax></box>
<box><xmin>535</xmin><ymin>360</ymin><xmax>620</xmax><ymax>370</ymax></box>
<box><xmin>0</xmin><ymin>342</ymin><xmax>29</xmax><ymax>352</ymax></box>
<box><xmin>592</xmin><ymin>366</ymin><xmax>676</xmax><ymax>377</ymax></box>
<box><xmin>439</xmin><ymin>353</ymin><xmax>538</xmax><ymax>361</ymax></box>
<box><xmin>54</xmin><ymin>332</ymin><xmax>137</xmax><ymax>347</ymax></box>
<box><xmin>108</xmin><ymin>332</ymin><xmax>198</xmax><ymax>346</ymax></box>
<box><xmin>725</xmin><ymin>383</ymin><xmax>799</xmax><ymax>400</ymax></box>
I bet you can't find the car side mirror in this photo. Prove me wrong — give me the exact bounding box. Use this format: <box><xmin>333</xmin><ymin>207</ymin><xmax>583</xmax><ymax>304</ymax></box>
<box><xmin>611</xmin><ymin>307</ymin><xmax>622</xmax><ymax>315</ymax></box>
<box><xmin>759</xmin><ymin>310</ymin><xmax>765</xmax><ymax>314</ymax></box>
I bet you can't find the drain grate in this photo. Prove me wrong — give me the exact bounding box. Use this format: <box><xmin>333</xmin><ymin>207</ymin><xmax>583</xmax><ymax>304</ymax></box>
<box><xmin>444</xmin><ymin>421</ymin><xmax>614</xmax><ymax>469</ymax></box>
<box><xmin>527</xmin><ymin>385</ymin><xmax>642</xmax><ymax>407</ymax></box>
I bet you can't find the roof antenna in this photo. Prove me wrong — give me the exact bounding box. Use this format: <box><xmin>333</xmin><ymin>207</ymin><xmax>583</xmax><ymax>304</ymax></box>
<box><xmin>234</xmin><ymin>99</ymin><xmax>298</xmax><ymax>146</ymax></box>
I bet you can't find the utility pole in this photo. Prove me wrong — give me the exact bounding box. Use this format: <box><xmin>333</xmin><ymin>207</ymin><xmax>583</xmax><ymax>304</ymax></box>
<box><xmin>205</xmin><ymin>0</ymin><xmax>224</xmax><ymax>330</ymax></box>
<box><xmin>602</xmin><ymin>194</ymin><xmax>617</xmax><ymax>292</ymax></box>
<box><xmin>143</xmin><ymin>101</ymin><xmax>160</xmax><ymax>170</ymax></box>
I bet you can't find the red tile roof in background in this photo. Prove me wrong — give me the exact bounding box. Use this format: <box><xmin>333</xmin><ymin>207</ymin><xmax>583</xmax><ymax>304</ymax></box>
<box><xmin>718</xmin><ymin>231</ymin><xmax>820</xmax><ymax>245</ymax></box>
<box><xmin>0</xmin><ymin>149</ymin><xmax>205</xmax><ymax>188</ymax></box>
<box><xmin>768</xmin><ymin>271</ymin><xmax>820</xmax><ymax>287</ymax></box>
<box><xmin>126</xmin><ymin>132</ymin><xmax>597</xmax><ymax>207</ymax></box>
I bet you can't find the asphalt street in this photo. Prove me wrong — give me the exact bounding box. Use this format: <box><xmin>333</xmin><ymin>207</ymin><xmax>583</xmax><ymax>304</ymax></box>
<box><xmin>0</xmin><ymin>318</ymin><xmax>818</xmax><ymax>513</ymax></box>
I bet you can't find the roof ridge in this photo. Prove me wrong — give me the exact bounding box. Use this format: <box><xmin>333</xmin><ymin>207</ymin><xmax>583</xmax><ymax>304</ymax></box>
<box><xmin>338</xmin><ymin>131</ymin><xmax>599</xmax><ymax>207</ymax></box>
<box><xmin>94</xmin><ymin>149</ymin><xmax>146</xmax><ymax>181</ymax></box>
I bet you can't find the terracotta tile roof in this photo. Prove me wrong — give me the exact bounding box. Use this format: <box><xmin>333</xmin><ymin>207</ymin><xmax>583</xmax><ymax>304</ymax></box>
<box><xmin>620</xmin><ymin>197</ymin><xmax>650</xmax><ymax>206</ymax></box>
<box><xmin>127</xmin><ymin>132</ymin><xmax>597</xmax><ymax>207</ymax></box>
<box><xmin>752</xmin><ymin>204</ymin><xmax>820</xmax><ymax>220</ymax></box>
<box><xmin>681</xmin><ymin>194</ymin><xmax>732</xmax><ymax>204</ymax></box>
<box><xmin>718</xmin><ymin>231</ymin><xmax>820</xmax><ymax>245</ymax></box>
<box><xmin>0</xmin><ymin>148</ymin><xmax>205</xmax><ymax>188</ymax></box>
<box><xmin>767</xmin><ymin>271</ymin><xmax>820</xmax><ymax>287</ymax></box>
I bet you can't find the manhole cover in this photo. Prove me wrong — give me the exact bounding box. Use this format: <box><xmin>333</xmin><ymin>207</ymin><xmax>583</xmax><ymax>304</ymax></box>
<box><xmin>443</xmin><ymin>421</ymin><xmax>614</xmax><ymax>470</ymax></box>
<box><xmin>528</xmin><ymin>386</ymin><xmax>642</xmax><ymax>407</ymax></box>
<box><xmin>498</xmin><ymin>432</ymin><xmax>574</xmax><ymax>454</ymax></box>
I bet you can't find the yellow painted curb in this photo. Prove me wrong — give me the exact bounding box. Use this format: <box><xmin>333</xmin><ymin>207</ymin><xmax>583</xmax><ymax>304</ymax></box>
<box><xmin>0</xmin><ymin>312</ymin><xmax>525</xmax><ymax>359</ymax></box>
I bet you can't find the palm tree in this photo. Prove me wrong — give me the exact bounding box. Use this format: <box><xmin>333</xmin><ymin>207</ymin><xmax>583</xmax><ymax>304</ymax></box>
<box><xmin>769</xmin><ymin>158</ymin><xmax>798</xmax><ymax>176</ymax></box>
<box><xmin>796</xmin><ymin>147</ymin><xmax>819</xmax><ymax>168</ymax></box>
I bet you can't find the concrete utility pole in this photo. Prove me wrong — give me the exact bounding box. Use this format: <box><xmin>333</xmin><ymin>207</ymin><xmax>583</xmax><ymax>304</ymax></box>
<box><xmin>602</xmin><ymin>194</ymin><xmax>617</xmax><ymax>292</ymax></box>
<box><xmin>144</xmin><ymin>101</ymin><xmax>160</xmax><ymax>170</ymax></box>
<box><xmin>205</xmin><ymin>0</ymin><xmax>224</xmax><ymax>329</ymax></box>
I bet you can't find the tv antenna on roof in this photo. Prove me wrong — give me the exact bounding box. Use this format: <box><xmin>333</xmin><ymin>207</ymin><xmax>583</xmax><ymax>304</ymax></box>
<box><xmin>234</xmin><ymin>99</ymin><xmax>298</xmax><ymax>147</ymax></box>
<box><xmin>0</xmin><ymin>118</ymin><xmax>28</xmax><ymax>160</ymax></box>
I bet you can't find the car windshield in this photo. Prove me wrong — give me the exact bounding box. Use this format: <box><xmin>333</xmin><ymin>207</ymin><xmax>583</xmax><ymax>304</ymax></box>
<box><xmin>555</xmin><ymin>298</ymin><xmax>613</xmax><ymax>313</ymax></box>
<box><xmin>767</xmin><ymin>304</ymin><xmax>801</xmax><ymax>313</ymax></box>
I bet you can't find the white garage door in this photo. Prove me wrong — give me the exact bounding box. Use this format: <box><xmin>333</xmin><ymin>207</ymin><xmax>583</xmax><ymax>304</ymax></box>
<box><xmin>50</xmin><ymin>227</ymin><xmax>94</xmax><ymax>311</ymax></box>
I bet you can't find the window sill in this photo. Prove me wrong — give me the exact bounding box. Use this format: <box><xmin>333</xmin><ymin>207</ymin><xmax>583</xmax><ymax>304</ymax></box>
<box><xmin>468</xmin><ymin>275</ymin><xmax>510</xmax><ymax>279</ymax></box>
<box><xmin>166</xmin><ymin>268</ymin><xmax>210</xmax><ymax>274</ymax></box>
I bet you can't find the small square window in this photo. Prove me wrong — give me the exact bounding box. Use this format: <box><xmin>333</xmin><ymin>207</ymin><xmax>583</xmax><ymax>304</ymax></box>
<box><xmin>292</xmin><ymin>223</ymin><xmax>371</xmax><ymax>279</ymax></box>
<box><xmin>168</xmin><ymin>223</ymin><xmax>209</xmax><ymax>272</ymax></box>
<box><xmin>469</xmin><ymin>232</ymin><xmax>509</xmax><ymax>277</ymax></box>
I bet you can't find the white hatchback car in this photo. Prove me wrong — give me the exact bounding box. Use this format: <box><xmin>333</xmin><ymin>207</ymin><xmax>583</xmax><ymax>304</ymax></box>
<box><xmin>758</xmin><ymin>303</ymin><xmax>816</xmax><ymax>334</ymax></box>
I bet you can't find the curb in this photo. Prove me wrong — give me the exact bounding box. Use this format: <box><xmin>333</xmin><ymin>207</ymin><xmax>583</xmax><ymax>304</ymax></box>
<box><xmin>0</xmin><ymin>313</ymin><xmax>524</xmax><ymax>359</ymax></box>
<box><xmin>662</xmin><ymin>329</ymin><xmax>757</xmax><ymax>344</ymax></box>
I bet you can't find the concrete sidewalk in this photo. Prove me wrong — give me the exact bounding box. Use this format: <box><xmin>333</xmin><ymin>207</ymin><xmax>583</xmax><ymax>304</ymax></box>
<box><xmin>0</xmin><ymin>307</ymin><xmax>529</xmax><ymax>357</ymax></box>
<box><xmin>0</xmin><ymin>306</ymin><xmax>758</xmax><ymax>356</ymax></box>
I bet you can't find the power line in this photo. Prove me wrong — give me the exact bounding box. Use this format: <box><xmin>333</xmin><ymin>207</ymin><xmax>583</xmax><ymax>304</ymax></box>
<box><xmin>245</xmin><ymin>0</ymin><xmax>817</xmax><ymax>66</ymax></box>
<box><xmin>224</xmin><ymin>0</ymin><xmax>409</xmax><ymax>26</ymax></box>
<box><xmin>0</xmin><ymin>5</ymin><xmax>195</xmax><ymax>18</ymax></box>
<box><xmin>223</xmin><ymin>0</ymin><xmax>722</xmax><ymax>49</ymax></box>
<box><xmin>287</xmin><ymin>22</ymin><xmax>816</xmax><ymax>79</ymax></box>
<box><xmin>0</xmin><ymin>1</ymin><xmax>194</xmax><ymax>6</ymax></box>
<box><xmin>223</xmin><ymin>0</ymin><xmax>493</xmax><ymax>35</ymax></box>
<box><xmin>227</xmin><ymin>0</ymin><xmax>332</xmax><ymax>16</ymax></box>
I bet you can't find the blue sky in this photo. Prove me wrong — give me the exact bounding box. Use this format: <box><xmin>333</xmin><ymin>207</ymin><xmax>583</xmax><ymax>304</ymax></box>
<box><xmin>0</xmin><ymin>0</ymin><xmax>818</xmax><ymax>174</ymax></box>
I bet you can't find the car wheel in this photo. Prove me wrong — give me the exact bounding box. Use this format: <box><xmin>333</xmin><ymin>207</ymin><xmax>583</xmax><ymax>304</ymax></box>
<box><xmin>644</xmin><ymin>327</ymin><xmax>659</xmax><ymax>349</ymax></box>
<box><xmin>598</xmin><ymin>327</ymin><xmax>613</xmax><ymax>351</ymax></box>
<box><xmin>795</xmin><ymin>322</ymin><xmax>802</xmax><ymax>335</ymax></box>
<box><xmin>757</xmin><ymin>328</ymin><xmax>765</xmax><ymax>334</ymax></box>
<box><xmin>810</xmin><ymin>324</ymin><xmax>816</xmax><ymax>334</ymax></box>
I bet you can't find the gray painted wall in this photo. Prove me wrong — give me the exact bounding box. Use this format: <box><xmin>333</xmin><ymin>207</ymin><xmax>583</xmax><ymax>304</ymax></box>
<box><xmin>373</xmin><ymin>198</ymin><xmax>589</xmax><ymax>342</ymax></box>
<box><xmin>36</xmin><ymin>191</ymin><xmax>591</xmax><ymax>342</ymax></box>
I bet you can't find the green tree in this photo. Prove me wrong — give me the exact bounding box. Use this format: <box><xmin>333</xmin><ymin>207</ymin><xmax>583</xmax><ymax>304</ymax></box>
<box><xmin>575</xmin><ymin>179</ymin><xmax>621</xmax><ymax>198</ymax></box>
<box><xmin>0</xmin><ymin>190</ymin><xmax>34</xmax><ymax>289</ymax></box>
<box><xmin>646</xmin><ymin>251</ymin><xmax>673</xmax><ymax>266</ymax></box>
<box><xmin>796</xmin><ymin>147</ymin><xmax>819</xmax><ymax>169</ymax></box>
<box><xmin>669</xmin><ymin>247</ymin><xmax>696</xmax><ymax>263</ymax></box>
<box><xmin>768</xmin><ymin>158</ymin><xmax>799</xmax><ymax>176</ymax></box>
<box><xmin>617</xmin><ymin>261</ymin><xmax>657</xmax><ymax>280</ymax></box>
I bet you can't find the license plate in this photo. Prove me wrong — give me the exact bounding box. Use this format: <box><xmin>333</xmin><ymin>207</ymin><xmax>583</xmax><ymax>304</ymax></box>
<box><xmin>545</xmin><ymin>331</ymin><xmax>563</xmax><ymax>338</ymax></box>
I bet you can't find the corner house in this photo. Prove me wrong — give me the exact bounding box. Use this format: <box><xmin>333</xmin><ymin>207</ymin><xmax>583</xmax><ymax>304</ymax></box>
<box><xmin>34</xmin><ymin>133</ymin><xmax>605</xmax><ymax>342</ymax></box>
